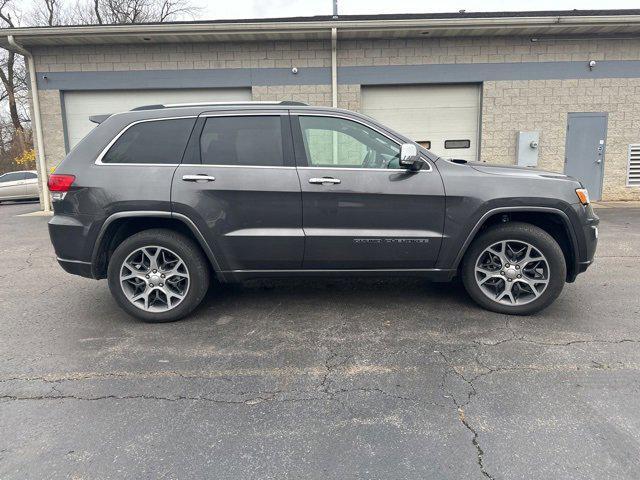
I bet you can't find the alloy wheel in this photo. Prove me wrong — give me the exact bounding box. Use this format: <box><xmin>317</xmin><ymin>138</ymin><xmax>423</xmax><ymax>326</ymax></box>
<box><xmin>474</xmin><ymin>240</ymin><xmax>550</xmax><ymax>306</ymax></box>
<box><xmin>119</xmin><ymin>246</ymin><xmax>190</xmax><ymax>312</ymax></box>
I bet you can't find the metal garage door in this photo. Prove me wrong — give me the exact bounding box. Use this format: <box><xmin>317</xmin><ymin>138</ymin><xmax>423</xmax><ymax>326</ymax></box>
<box><xmin>63</xmin><ymin>88</ymin><xmax>251</xmax><ymax>149</ymax></box>
<box><xmin>361</xmin><ymin>84</ymin><xmax>481</xmax><ymax>162</ymax></box>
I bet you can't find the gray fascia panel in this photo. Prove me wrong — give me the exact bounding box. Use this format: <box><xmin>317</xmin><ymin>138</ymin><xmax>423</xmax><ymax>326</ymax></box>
<box><xmin>36</xmin><ymin>61</ymin><xmax>640</xmax><ymax>91</ymax></box>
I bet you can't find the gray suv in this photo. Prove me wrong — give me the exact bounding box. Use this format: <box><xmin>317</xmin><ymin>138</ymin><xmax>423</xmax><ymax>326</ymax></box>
<box><xmin>47</xmin><ymin>101</ymin><xmax>599</xmax><ymax>322</ymax></box>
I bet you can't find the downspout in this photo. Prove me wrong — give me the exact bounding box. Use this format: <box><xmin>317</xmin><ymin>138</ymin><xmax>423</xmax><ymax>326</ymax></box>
<box><xmin>7</xmin><ymin>35</ymin><xmax>51</xmax><ymax>213</ymax></box>
<box><xmin>330</xmin><ymin>27</ymin><xmax>338</xmax><ymax>164</ymax></box>
<box><xmin>331</xmin><ymin>27</ymin><xmax>338</xmax><ymax>108</ymax></box>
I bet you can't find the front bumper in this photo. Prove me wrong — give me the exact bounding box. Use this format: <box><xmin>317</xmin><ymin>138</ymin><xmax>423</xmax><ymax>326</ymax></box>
<box><xmin>570</xmin><ymin>203</ymin><xmax>599</xmax><ymax>279</ymax></box>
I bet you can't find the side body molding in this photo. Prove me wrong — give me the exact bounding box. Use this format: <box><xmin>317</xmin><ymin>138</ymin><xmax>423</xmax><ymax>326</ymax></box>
<box><xmin>90</xmin><ymin>210</ymin><xmax>227</xmax><ymax>281</ymax></box>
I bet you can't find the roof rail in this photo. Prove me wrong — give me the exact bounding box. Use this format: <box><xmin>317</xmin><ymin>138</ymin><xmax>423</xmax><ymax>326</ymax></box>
<box><xmin>131</xmin><ymin>100</ymin><xmax>308</xmax><ymax>111</ymax></box>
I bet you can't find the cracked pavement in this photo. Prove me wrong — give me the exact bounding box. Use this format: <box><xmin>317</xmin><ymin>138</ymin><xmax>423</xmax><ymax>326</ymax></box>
<box><xmin>1</xmin><ymin>201</ymin><xmax>639</xmax><ymax>479</ymax></box>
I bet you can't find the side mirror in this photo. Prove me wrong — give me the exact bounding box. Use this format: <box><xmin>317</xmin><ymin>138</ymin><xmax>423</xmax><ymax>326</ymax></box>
<box><xmin>399</xmin><ymin>143</ymin><xmax>423</xmax><ymax>171</ymax></box>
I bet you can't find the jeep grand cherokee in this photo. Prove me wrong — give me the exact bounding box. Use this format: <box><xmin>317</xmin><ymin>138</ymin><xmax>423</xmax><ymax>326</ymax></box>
<box><xmin>47</xmin><ymin>101</ymin><xmax>599</xmax><ymax>322</ymax></box>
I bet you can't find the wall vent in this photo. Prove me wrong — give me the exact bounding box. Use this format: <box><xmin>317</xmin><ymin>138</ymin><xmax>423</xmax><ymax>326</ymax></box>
<box><xmin>628</xmin><ymin>144</ymin><xmax>640</xmax><ymax>187</ymax></box>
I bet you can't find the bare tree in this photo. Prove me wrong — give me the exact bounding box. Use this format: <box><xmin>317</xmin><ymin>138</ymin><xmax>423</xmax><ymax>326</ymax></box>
<box><xmin>0</xmin><ymin>0</ymin><xmax>28</xmax><ymax>151</ymax></box>
<box><xmin>31</xmin><ymin>0</ymin><xmax>73</xmax><ymax>26</ymax></box>
<box><xmin>0</xmin><ymin>0</ymin><xmax>198</xmax><ymax>171</ymax></box>
<box><xmin>71</xmin><ymin>0</ymin><xmax>198</xmax><ymax>24</ymax></box>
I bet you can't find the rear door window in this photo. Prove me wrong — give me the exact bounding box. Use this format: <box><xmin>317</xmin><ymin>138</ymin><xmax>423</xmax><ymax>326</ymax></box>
<box><xmin>102</xmin><ymin>118</ymin><xmax>195</xmax><ymax>164</ymax></box>
<box><xmin>199</xmin><ymin>116</ymin><xmax>284</xmax><ymax>166</ymax></box>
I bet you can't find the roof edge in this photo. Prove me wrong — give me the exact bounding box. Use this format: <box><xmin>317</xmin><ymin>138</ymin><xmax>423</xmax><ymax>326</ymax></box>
<box><xmin>2</xmin><ymin>9</ymin><xmax>640</xmax><ymax>48</ymax></box>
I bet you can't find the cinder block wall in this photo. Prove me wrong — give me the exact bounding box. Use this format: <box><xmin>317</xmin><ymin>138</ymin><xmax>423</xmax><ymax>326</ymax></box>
<box><xmin>30</xmin><ymin>36</ymin><xmax>640</xmax><ymax>200</ymax></box>
<box><xmin>32</xmin><ymin>37</ymin><xmax>640</xmax><ymax>73</ymax></box>
<box><xmin>482</xmin><ymin>78</ymin><xmax>640</xmax><ymax>201</ymax></box>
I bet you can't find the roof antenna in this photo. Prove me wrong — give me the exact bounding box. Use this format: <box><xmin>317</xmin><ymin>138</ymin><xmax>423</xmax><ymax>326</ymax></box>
<box><xmin>333</xmin><ymin>0</ymin><xmax>338</xmax><ymax>19</ymax></box>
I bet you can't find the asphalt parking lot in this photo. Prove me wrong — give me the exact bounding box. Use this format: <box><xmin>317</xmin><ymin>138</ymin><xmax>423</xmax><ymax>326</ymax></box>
<box><xmin>1</xmin><ymin>201</ymin><xmax>639</xmax><ymax>479</ymax></box>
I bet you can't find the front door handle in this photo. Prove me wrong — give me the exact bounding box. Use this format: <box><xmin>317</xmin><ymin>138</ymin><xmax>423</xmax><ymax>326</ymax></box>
<box><xmin>308</xmin><ymin>177</ymin><xmax>341</xmax><ymax>185</ymax></box>
<box><xmin>182</xmin><ymin>174</ymin><xmax>216</xmax><ymax>182</ymax></box>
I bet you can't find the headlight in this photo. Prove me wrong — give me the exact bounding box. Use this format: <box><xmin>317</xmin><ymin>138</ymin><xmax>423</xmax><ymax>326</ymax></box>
<box><xmin>575</xmin><ymin>188</ymin><xmax>590</xmax><ymax>205</ymax></box>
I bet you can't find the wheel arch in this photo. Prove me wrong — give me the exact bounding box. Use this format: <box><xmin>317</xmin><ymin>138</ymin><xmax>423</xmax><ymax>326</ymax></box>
<box><xmin>91</xmin><ymin>211</ymin><xmax>226</xmax><ymax>281</ymax></box>
<box><xmin>453</xmin><ymin>207</ymin><xmax>580</xmax><ymax>282</ymax></box>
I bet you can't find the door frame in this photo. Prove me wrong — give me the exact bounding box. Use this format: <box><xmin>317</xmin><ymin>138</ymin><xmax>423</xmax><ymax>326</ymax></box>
<box><xmin>564</xmin><ymin>111</ymin><xmax>608</xmax><ymax>201</ymax></box>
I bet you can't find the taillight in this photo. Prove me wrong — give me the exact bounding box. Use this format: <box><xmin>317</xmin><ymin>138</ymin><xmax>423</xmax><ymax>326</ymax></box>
<box><xmin>48</xmin><ymin>174</ymin><xmax>75</xmax><ymax>192</ymax></box>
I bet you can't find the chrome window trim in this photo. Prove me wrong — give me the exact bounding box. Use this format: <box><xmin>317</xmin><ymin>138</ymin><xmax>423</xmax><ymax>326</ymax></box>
<box><xmin>294</xmin><ymin>112</ymin><xmax>433</xmax><ymax>172</ymax></box>
<box><xmin>94</xmin><ymin>116</ymin><xmax>197</xmax><ymax>166</ymax></box>
<box><xmin>179</xmin><ymin>163</ymin><xmax>296</xmax><ymax>170</ymax></box>
<box><xmin>297</xmin><ymin>166</ymin><xmax>429</xmax><ymax>173</ymax></box>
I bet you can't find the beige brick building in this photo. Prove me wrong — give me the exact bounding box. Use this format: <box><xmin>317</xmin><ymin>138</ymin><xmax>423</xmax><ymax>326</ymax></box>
<box><xmin>3</xmin><ymin>9</ymin><xmax>640</xmax><ymax>201</ymax></box>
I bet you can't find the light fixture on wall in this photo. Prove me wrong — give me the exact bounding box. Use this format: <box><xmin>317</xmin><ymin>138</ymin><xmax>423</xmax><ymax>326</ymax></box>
<box><xmin>291</xmin><ymin>67</ymin><xmax>298</xmax><ymax>74</ymax></box>
<box><xmin>589</xmin><ymin>60</ymin><xmax>597</xmax><ymax>70</ymax></box>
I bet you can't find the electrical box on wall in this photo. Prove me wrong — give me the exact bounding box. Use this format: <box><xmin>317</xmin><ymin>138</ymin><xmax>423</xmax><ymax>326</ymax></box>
<box><xmin>516</xmin><ymin>131</ymin><xmax>539</xmax><ymax>167</ymax></box>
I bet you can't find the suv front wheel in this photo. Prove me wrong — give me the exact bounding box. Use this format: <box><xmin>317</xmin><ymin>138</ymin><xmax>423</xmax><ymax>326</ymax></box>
<box><xmin>107</xmin><ymin>229</ymin><xmax>210</xmax><ymax>322</ymax></box>
<box><xmin>461</xmin><ymin>222</ymin><xmax>567</xmax><ymax>315</ymax></box>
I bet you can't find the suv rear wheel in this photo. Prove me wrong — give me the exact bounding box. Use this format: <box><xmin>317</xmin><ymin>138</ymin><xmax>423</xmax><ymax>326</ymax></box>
<box><xmin>107</xmin><ymin>229</ymin><xmax>210</xmax><ymax>322</ymax></box>
<box><xmin>461</xmin><ymin>222</ymin><xmax>566</xmax><ymax>315</ymax></box>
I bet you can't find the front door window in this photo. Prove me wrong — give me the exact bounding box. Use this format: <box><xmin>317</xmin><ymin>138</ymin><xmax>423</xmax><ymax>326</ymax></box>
<box><xmin>298</xmin><ymin>116</ymin><xmax>400</xmax><ymax>169</ymax></box>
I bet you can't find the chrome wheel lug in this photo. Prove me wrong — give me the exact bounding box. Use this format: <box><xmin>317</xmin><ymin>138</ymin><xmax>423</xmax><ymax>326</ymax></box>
<box><xmin>500</xmin><ymin>271</ymin><xmax>505</xmax><ymax>276</ymax></box>
<box><xmin>153</xmin><ymin>269</ymin><xmax>157</xmax><ymax>273</ymax></box>
<box><xmin>149</xmin><ymin>283</ymin><xmax>154</xmax><ymax>287</ymax></box>
<box><xmin>507</xmin><ymin>278</ymin><xmax>512</xmax><ymax>282</ymax></box>
<box><xmin>161</xmin><ymin>274</ymin><xmax>165</xmax><ymax>278</ymax></box>
<box><xmin>145</xmin><ymin>274</ymin><xmax>150</xmax><ymax>279</ymax></box>
<box><xmin>505</xmin><ymin>263</ymin><xmax>510</xmax><ymax>268</ymax></box>
<box><xmin>515</xmin><ymin>265</ymin><xmax>520</xmax><ymax>270</ymax></box>
<box><xmin>517</xmin><ymin>274</ymin><xmax>522</xmax><ymax>278</ymax></box>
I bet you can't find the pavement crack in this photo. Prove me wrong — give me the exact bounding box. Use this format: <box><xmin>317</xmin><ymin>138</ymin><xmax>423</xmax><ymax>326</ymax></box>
<box><xmin>458</xmin><ymin>407</ymin><xmax>496</xmax><ymax>480</ymax></box>
<box><xmin>0</xmin><ymin>392</ymin><xmax>315</xmax><ymax>405</ymax></box>
<box><xmin>476</xmin><ymin>322</ymin><xmax>640</xmax><ymax>348</ymax></box>
<box><xmin>318</xmin><ymin>349</ymin><xmax>351</xmax><ymax>397</ymax></box>
<box><xmin>437</xmin><ymin>349</ymin><xmax>496</xmax><ymax>480</ymax></box>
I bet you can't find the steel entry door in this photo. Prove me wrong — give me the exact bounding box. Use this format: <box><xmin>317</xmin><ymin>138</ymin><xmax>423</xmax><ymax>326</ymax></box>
<box><xmin>564</xmin><ymin>112</ymin><xmax>608</xmax><ymax>200</ymax></box>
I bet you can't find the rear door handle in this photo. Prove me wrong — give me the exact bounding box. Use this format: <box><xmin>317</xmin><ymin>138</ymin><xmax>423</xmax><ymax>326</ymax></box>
<box><xmin>308</xmin><ymin>177</ymin><xmax>341</xmax><ymax>185</ymax></box>
<box><xmin>182</xmin><ymin>174</ymin><xmax>216</xmax><ymax>182</ymax></box>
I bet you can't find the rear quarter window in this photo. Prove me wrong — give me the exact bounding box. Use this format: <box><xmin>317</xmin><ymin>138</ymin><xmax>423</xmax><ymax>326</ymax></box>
<box><xmin>101</xmin><ymin>118</ymin><xmax>195</xmax><ymax>164</ymax></box>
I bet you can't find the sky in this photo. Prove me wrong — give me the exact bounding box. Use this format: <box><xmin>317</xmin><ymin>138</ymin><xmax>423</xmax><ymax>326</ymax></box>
<box><xmin>194</xmin><ymin>0</ymin><xmax>640</xmax><ymax>20</ymax></box>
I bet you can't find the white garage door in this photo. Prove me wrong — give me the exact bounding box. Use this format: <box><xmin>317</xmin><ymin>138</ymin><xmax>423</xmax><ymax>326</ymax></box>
<box><xmin>361</xmin><ymin>84</ymin><xmax>481</xmax><ymax>162</ymax></box>
<box><xmin>63</xmin><ymin>88</ymin><xmax>251</xmax><ymax>149</ymax></box>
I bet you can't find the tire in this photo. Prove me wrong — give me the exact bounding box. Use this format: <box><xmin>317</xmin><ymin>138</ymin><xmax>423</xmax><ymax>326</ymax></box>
<box><xmin>107</xmin><ymin>228</ymin><xmax>210</xmax><ymax>322</ymax></box>
<box><xmin>461</xmin><ymin>222</ymin><xmax>566</xmax><ymax>315</ymax></box>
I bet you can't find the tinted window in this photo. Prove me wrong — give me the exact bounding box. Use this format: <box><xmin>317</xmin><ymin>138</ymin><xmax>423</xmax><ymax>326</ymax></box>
<box><xmin>200</xmin><ymin>116</ymin><xmax>283</xmax><ymax>166</ymax></box>
<box><xmin>444</xmin><ymin>139</ymin><xmax>471</xmax><ymax>149</ymax></box>
<box><xmin>24</xmin><ymin>172</ymin><xmax>37</xmax><ymax>179</ymax></box>
<box><xmin>102</xmin><ymin>118</ymin><xmax>195</xmax><ymax>164</ymax></box>
<box><xmin>298</xmin><ymin>116</ymin><xmax>400</xmax><ymax>169</ymax></box>
<box><xmin>0</xmin><ymin>172</ymin><xmax>25</xmax><ymax>183</ymax></box>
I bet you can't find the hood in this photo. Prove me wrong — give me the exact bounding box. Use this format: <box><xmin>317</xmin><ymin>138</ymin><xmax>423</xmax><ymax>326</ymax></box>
<box><xmin>450</xmin><ymin>160</ymin><xmax>576</xmax><ymax>182</ymax></box>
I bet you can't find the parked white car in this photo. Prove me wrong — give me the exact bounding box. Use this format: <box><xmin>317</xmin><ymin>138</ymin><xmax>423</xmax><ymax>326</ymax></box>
<box><xmin>0</xmin><ymin>170</ymin><xmax>39</xmax><ymax>202</ymax></box>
